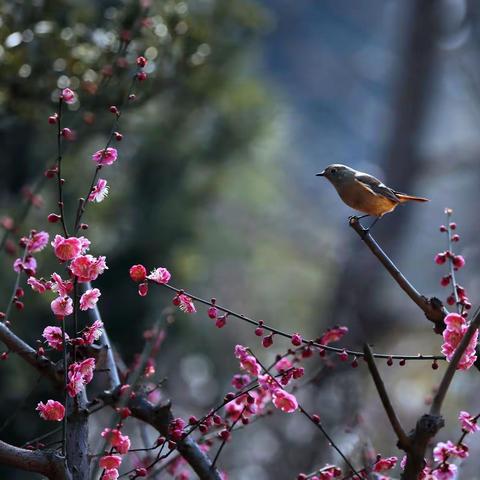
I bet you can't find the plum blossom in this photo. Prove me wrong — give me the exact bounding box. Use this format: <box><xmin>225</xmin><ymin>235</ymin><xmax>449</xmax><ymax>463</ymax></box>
<box><xmin>13</xmin><ymin>256</ymin><xmax>37</xmax><ymax>275</ymax></box>
<box><xmin>99</xmin><ymin>455</ymin><xmax>122</xmax><ymax>469</ymax></box>
<box><xmin>433</xmin><ymin>440</ymin><xmax>468</xmax><ymax>462</ymax></box>
<box><xmin>102</xmin><ymin>470</ymin><xmax>119</xmax><ymax>480</ymax></box>
<box><xmin>43</xmin><ymin>326</ymin><xmax>68</xmax><ymax>350</ymax></box>
<box><xmin>433</xmin><ymin>463</ymin><xmax>457</xmax><ymax>480</ymax></box>
<box><xmin>147</xmin><ymin>267</ymin><xmax>171</xmax><ymax>284</ymax></box>
<box><xmin>61</xmin><ymin>88</ymin><xmax>76</xmax><ymax>104</ymax></box>
<box><xmin>26</xmin><ymin>231</ymin><xmax>49</xmax><ymax>253</ymax></box>
<box><xmin>101</xmin><ymin>428</ymin><xmax>131</xmax><ymax>454</ymax></box>
<box><xmin>70</xmin><ymin>254</ymin><xmax>107</xmax><ymax>282</ymax></box>
<box><xmin>27</xmin><ymin>277</ymin><xmax>47</xmax><ymax>294</ymax></box>
<box><xmin>51</xmin><ymin>235</ymin><xmax>90</xmax><ymax>261</ymax></box>
<box><xmin>441</xmin><ymin>313</ymin><xmax>478</xmax><ymax>370</ymax></box>
<box><xmin>36</xmin><ymin>400</ymin><xmax>65</xmax><ymax>421</ymax></box>
<box><xmin>374</xmin><ymin>456</ymin><xmax>397</xmax><ymax>472</ymax></box>
<box><xmin>234</xmin><ymin>345</ymin><xmax>261</xmax><ymax>376</ymax></box>
<box><xmin>88</xmin><ymin>179</ymin><xmax>109</xmax><ymax>202</ymax></box>
<box><xmin>67</xmin><ymin>358</ymin><xmax>96</xmax><ymax>397</ymax></box>
<box><xmin>51</xmin><ymin>296</ymin><xmax>73</xmax><ymax>317</ymax></box>
<box><xmin>129</xmin><ymin>264</ymin><xmax>147</xmax><ymax>282</ymax></box>
<box><xmin>320</xmin><ymin>326</ymin><xmax>348</xmax><ymax>345</ymax></box>
<box><xmin>174</xmin><ymin>293</ymin><xmax>196</xmax><ymax>313</ymax></box>
<box><xmin>92</xmin><ymin>147</ymin><xmax>118</xmax><ymax>166</ymax></box>
<box><xmin>79</xmin><ymin>288</ymin><xmax>101</xmax><ymax>310</ymax></box>
<box><xmin>272</xmin><ymin>389</ymin><xmax>298</xmax><ymax>413</ymax></box>
<box><xmin>83</xmin><ymin>320</ymin><xmax>103</xmax><ymax>344</ymax></box>
<box><xmin>459</xmin><ymin>411</ymin><xmax>479</xmax><ymax>433</ymax></box>
<box><xmin>51</xmin><ymin>273</ymin><xmax>73</xmax><ymax>296</ymax></box>
<box><xmin>275</xmin><ymin>357</ymin><xmax>293</xmax><ymax>372</ymax></box>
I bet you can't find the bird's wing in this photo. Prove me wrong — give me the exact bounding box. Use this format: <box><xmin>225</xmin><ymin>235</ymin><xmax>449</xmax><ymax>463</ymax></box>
<box><xmin>354</xmin><ymin>172</ymin><xmax>401</xmax><ymax>203</ymax></box>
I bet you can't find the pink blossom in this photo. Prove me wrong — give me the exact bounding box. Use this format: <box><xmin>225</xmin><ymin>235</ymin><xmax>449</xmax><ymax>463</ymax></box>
<box><xmin>27</xmin><ymin>277</ymin><xmax>47</xmax><ymax>294</ymax></box>
<box><xmin>61</xmin><ymin>88</ymin><xmax>76</xmax><ymax>104</ymax></box>
<box><xmin>239</xmin><ymin>355</ymin><xmax>261</xmax><ymax>377</ymax></box>
<box><xmin>175</xmin><ymin>293</ymin><xmax>196</xmax><ymax>313</ymax></box>
<box><xmin>291</xmin><ymin>333</ymin><xmax>302</xmax><ymax>346</ymax></box>
<box><xmin>89</xmin><ymin>179</ymin><xmax>109</xmax><ymax>202</ymax></box>
<box><xmin>13</xmin><ymin>256</ymin><xmax>37</xmax><ymax>275</ymax></box>
<box><xmin>51</xmin><ymin>235</ymin><xmax>90</xmax><ymax>261</ymax></box>
<box><xmin>231</xmin><ymin>374</ymin><xmax>250</xmax><ymax>389</ymax></box>
<box><xmin>320</xmin><ymin>326</ymin><xmax>349</xmax><ymax>345</ymax></box>
<box><xmin>444</xmin><ymin>313</ymin><xmax>465</xmax><ymax>332</ymax></box>
<box><xmin>51</xmin><ymin>296</ymin><xmax>73</xmax><ymax>317</ymax></box>
<box><xmin>169</xmin><ymin>418</ymin><xmax>187</xmax><ymax>441</ymax></box>
<box><xmin>101</xmin><ymin>428</ymin><xmax>123</xmax><ymax>446</ymax></box>
<box><xmin>102</xmin><ymin>469</ymin><xmax>119</xmax><ymax>480</ymax></box>
<box><xmin>42</xmin><ymin>326</ymin><xmax>68</xmax><ymax>350</ymax></box>
<box><xmin>99</xmin><ymin>455</ymin><xmax>122</xmax><ymax>469</ymax></box>
<box><xmin>272</xmin><ymin>389</ymin><xmax>298</xmax><ymax>413</ymax></box>
<box><xmin>147</xmin><ymin>267</ymin><xmax>171</xmax><ymax>284</ymax></box>
<box><xmin>92</xmin><ymin>147</ymin><xmax>118</xmax><ymax>166</ymax></box>
<box><xmin>74</xmin><ymin>358</ymin><xmax>96</xmax><ymax>383</ymax></box>
<box><xmin>258</xmin><ymin>374</ymin><xmax>278</xmax><ymax>393</ymax></box>
<box><xmin>374</xmin><ymin>456</ymin><xmax>397</xmax><ymax>472</ymax></box>
<box><xmin>67</xmin><ymin>371</ymin><xmax>84</xmax><ymax>397</ymax></box>
<box><xmin>116</xmin><ymin>434</ymin><xmax>131</xmax><ymax>454</ymax></box>
<box><xmin>433</xmin><ymin>441</ymin><xmax>467</xmax><ymax>462</ymax></box>
<box><xmin>51</xmin><ymin>273</ymin><xmax>73</xmax><ymax>296</ymax></box>
<box><xmin>70</xmin><ymin>254</ymin><xmax>107</xmax><ymax>282</ymax></box>
<box><xmin>432</xmin><ymin>463</ymin><xmax>457</xmax><ymax>480</ymax></box>
<box><xmin>79</xmin><ymin>288</ymin><xmax>101</xmax><ymax>310</ymax></box>
<box><xmin>83</xmin><ymin>320</ymin><xmax>103</xmax><ymax>344</ymax></box>
<box><xmin>275</xmin><ymin>357</ymin><xmax>293</xmax><ymax>372</ymax></box>
<box><xmin>442</xmin><ymin>322</ymin><xmax>478</xmax><ymax>370</ymax></box>
<box><xmin>459</xmin><ymin>411</ymin><xmax>479</xmax><ymax>433</ymax></box>
<box><xmin>36</xmin><ymin>400</ymin><xmax>65</xmax><ymax>421</ymax></box>
<box><xmin>26</xmin><ymin>231</ymin><xmax>49</xmax><ymax>253</ymax></box>
<box><xmin>130</xmin><ymin>264</ymin><xmax>147</xmax><ymax>282</ymax></box>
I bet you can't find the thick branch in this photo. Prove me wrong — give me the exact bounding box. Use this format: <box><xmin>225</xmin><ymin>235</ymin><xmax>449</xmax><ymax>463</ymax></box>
<box><xmin>0</xmin><ymin>321</ymin><xmax>62</xmax><ymax>388</ymax></box>
<box><xmin>350</xmin><ymin>217</ymin><xmax>447</xmax><ymax>327</ymax></box>
<box><xmin>363</xmin><ymin>344</ymin><xmax>410</xmax><ymax>450</ymax></box>
<box><xmin>101</xmin><ymin>388</ymin><xmax>222</xmax><ymax>480</ymax></box>
<box><xmin>0</xmin><ymin>440</ymin><xmax>69</xmax><ymax>480</ymax></box>
<box><xmin>430</xmin><ymin>310</ymin><xmax>480</xmax><ymax>416</ymax></box>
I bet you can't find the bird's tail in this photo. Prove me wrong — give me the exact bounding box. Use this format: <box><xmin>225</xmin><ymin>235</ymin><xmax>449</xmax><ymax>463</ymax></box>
<box><xmin>396</xmin><ymin>193</ymin><xmax>429</xmax><ymax>203</ymax></box>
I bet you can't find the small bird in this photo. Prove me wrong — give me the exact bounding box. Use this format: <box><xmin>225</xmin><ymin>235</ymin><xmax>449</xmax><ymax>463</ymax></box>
<box><xmin>317</xmin><ymin>164</ymin><xmax>428</xmax><ymax>223</ymax></box>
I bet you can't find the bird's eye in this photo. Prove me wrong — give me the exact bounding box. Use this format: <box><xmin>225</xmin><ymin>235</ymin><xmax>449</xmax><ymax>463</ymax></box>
<box><xmin>330</xmin><ymin>168</ymin><xmax>337</xmax><ymax>174</ymax></box>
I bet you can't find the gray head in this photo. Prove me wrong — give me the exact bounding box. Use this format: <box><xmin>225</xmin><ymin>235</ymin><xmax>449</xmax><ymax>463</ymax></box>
<box><xmin>316</xmin><ymin>164</ymin><xmax>356</xmax><ymax>186</ymax></box>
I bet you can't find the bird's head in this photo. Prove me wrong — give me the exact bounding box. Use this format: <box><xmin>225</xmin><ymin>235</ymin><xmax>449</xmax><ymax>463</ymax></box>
<box><xmin>316</xmin><ymin>164</ymin><xmax>355</xmax><ymax>186</ymax></box>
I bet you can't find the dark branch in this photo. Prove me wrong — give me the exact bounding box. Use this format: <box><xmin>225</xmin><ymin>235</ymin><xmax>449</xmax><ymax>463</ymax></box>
<box><xmin>100</xmin><ymin>388</ymin><xmax>222</xmax><ymax>480</ymax></box>
<box><xmin>363</xmin><ymin>344</ymin><xmax>410</xmax><ymax>450</ymax></box>
<box><xmin>0</xmin><ymin>440</ymin><xmax>69</xmax><ymax>480</ymax></box>
<box><xmin>349</xmin><ymin>217</ymin><xmax>447</xmax><ymax>328</ymax></box>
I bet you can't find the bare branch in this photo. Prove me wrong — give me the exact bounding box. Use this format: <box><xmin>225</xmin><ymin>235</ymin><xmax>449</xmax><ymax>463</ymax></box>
<box><xmin>0</xmin><ymin>321</ymin><xmax>62</xmax><ymax>388</ymax></box>
<box><xmin>363</xmin><ymin>344</ymin><xmax>410</xmax><ymax>450</ymax></box>
<box><xmin>430</xmin><ymin>310</ymin><xmax>480</xmax><ymax>416</ymax></box>
<box><xmin>349</xmin><ymin>217</ymin><xmax>447</xmax><ymax>327</ymax></box>
<box><xmin>0</xmin><ymin>439</ymin><xmax>69</xmax><ymax>480</ymax></box>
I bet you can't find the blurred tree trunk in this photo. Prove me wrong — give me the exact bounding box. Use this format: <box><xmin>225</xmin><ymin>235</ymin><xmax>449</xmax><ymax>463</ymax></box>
<box><xmin>327</xmin><ymin>0</ymin><xmax>441</xmax><ymax>340</ymax></box>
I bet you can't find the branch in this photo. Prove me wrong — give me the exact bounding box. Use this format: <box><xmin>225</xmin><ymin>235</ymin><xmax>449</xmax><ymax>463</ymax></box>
<box><xmin>349</xmin><ymin>217</ymin><xmax>447</xmax><ymax>328</ymax></box>
<box><xmin>83</xmin><ymin>282</ymin><xmax>121</xmax><ymax>389</ymax></box>
<box><xmin>430</xmin><ymin>310</ymin><xmax>480</xmax><ymax>416</ymax></box>
<box><xmin>363</xmin><ymin>344</ymin><xmax>410</xmax><ymax>450</ymax></box>
<box><xmin>101</xmin><ymin>388</ymin><xmax>222</xmax><ymax>480</ymax></box>
<box><xmin>0</xmin><ymin>321</ymin><xmax>62</xmax><ymax>388</ymax></box>
<box><xmin>0</xmin><ymin>440</ymin><xmax>69</xmax><ymax>480</ymax></box>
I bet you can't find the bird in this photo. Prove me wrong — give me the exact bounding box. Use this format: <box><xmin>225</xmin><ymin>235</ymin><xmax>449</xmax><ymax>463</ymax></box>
<box><xmin>316</xmin><ymin>164</ymin><xmax>428</xmax><ymax>227</ymax></box>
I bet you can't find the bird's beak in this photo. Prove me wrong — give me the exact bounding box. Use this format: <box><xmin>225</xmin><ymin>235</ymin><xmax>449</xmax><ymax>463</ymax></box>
<box><xmin>316</xmin><ymin>170</ymin><xmax>325</xmax><ymax>177</ymax></box>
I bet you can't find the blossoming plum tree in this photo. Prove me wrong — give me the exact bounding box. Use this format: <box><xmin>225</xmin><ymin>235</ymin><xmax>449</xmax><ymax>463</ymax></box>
<box><xmin>0</xmin><ymin>12</ymin><xmax>480</xmax><ymax>480</ymax></box>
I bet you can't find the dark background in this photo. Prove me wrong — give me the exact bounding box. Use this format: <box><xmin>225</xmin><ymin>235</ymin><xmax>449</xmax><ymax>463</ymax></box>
<box><xmin>1</xmin><ymin>0</ymin><xmax>480</xmax><ymax>478</ymax></box>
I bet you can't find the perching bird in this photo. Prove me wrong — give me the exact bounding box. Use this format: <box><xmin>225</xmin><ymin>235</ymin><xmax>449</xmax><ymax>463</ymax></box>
<box><xmin>316</xmin><ymin>164</ymin><xmax>428</xmax><ymax>221</ymax></box>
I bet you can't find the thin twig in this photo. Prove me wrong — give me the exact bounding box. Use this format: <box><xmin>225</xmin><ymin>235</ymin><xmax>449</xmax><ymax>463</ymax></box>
<box><xmin>363</xmin><ymin>344</ymin><xmax>410</xmax><ymax>449</ymax></box>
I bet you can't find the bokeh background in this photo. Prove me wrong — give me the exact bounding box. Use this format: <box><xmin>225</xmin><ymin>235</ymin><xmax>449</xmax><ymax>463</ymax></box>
<box><xmin>1</xmin><ymin>0</ymin><xmax>480</xmax><ymax>478</ymax></box>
